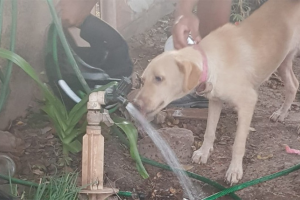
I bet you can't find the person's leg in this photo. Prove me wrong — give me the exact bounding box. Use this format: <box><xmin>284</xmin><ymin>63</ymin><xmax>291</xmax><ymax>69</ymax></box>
<box><xmin>197</xmin><ymin>0</ymin><xmax>232</xmax><ymax>38</ymax></box>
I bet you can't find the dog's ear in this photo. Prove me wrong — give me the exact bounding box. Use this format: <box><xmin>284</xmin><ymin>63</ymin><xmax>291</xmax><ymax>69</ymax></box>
<box><xmin>176</xmin><ymin>59</ymin><xmax>201</xmax><ymax>92</ymax></box>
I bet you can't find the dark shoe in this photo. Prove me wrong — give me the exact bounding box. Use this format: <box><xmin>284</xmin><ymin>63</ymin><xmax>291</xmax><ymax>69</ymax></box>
<box><xmin>168</xmin><ymin>93</ymin><xmax>208</xmax><ymax>108</ymax></box>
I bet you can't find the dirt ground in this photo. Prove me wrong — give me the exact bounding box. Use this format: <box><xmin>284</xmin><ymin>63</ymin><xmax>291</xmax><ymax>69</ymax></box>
<box><xmin>5</xmin><ymin>13</ymin><xmax>300</xmax><ymax>200</ymax></box>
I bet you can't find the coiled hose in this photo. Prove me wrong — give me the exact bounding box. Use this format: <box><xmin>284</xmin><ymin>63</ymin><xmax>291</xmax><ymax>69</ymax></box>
<box><xmin>46</xmin><ymin>0</ymin><xmax>91</xmax><ymax>93</ymax></box>
<box><xmin>0</xmin><ymin>0</ymin><xmax>17</xmax><ymax>112</ymax></box>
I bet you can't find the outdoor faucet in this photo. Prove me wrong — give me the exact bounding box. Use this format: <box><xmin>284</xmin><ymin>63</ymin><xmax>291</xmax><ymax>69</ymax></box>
<box><xmin>104</xmin><ymin>77</ymin><xmax>132</xmax><ymax>105</ymax></box>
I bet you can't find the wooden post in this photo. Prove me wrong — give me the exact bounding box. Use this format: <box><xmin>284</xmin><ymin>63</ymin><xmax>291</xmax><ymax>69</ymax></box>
<box><xmin>80</xmin><ymin>91</ymin><xmax>118</xmax><ymax>200</ymax></box>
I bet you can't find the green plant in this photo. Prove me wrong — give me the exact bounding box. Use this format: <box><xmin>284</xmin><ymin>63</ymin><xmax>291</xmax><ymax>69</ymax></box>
<box><xmin>33</xmin><ymin>173</ymin><xmax>81</xmax><ymax>200</ymax></box>
<box><xmin>0</xmin><ymin>48</ymin><xmax>113</xmax><ymax>161</ymax></box>
<box><xmin>8</xmin><ymin>172</ymin><xmax>81</xmax><ymax>200</ymax></box>
<box><xmin>112</xmin><ymin>116</ymin><xmax>149</xmax><ymax>179</ymax></box>
<box><xmin>0</xmin><ymin>48</ymin><xmax>149</xmax><ymax>177</ymax></box>
<box><xmin>231</xmin><ymin>0</ymin><xmax>251</xmax><ymax>22</ymax></box>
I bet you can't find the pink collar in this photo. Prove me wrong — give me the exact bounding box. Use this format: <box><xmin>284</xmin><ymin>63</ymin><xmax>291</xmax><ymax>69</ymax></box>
<box><xmin>193</xmin><ymin>45</ymin><xmax>208</xmax><ymax>82</ymax></box>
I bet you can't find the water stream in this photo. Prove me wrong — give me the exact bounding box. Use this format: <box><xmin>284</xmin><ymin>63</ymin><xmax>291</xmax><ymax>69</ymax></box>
<box><xmin>126</xmin><ymin>103</ymin><xmax>201</xmax><ymax>199</ymax></box>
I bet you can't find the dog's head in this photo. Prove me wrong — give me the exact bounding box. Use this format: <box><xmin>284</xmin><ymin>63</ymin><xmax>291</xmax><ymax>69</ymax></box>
<box><xmin>133</xmin><ymin>46</ymin><xmax>208</xmax><ymax>118</ymax></box>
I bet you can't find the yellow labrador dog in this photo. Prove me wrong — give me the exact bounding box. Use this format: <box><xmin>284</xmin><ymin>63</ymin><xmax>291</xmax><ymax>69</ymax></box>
<box><xmin>134</xmin><ymin>0</ymin><xmax>300</xmax><ymax>185</ymax></box>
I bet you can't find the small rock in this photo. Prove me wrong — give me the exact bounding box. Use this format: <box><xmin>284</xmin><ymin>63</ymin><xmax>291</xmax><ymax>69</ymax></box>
<box><xmin>169</xmin><ymin>187</ymin><xmax>177</xmax><ymax>194</ymax></box>
<box><xmin>156</xmin><ymin>172</ymin><xmax>162</xmax><ymax>178</ymax></box>
<box><xmin>182</xmin><ymin>164</ymin><xmax>194</xmax><ymax>171</ymax></box>
<box><xmin>218</xmin><ymin>141</ymin><xmax>227</xmax><ymax>145</ymax></box>
<box><xmin>167</xmin><ymin>121</ymin><xmax>173</xmax><ymax>127</ymax></box>
<box><xmin>40</xmin><ymin>127</ymin><xmax>52</xmax><ymax>135</ymax></box>
<box><xmin>33</xmin><ymin>169</ymin><xmax>44</xmax><ymax>176</ymax></box>
<box><xmin>15</xmin><ymin>121</ymin><xmax>25</xmax><ymax>126</ymax></box>
<box><xmin>0</xmin><ymin>131</ymin><xmax>25</xmax><ymax>155</ymax></box>
<box><xmin>257</xmin><ymin>153</ymin><xmax>273</xmax><ymax>160</ymax></box>
<box><xmin>249</xmin><ymin>127</ymin><xmax>256</xmax><ymax>132</ymax></box>
<box><xmin>154</xmin><ymin>112</ymin><xmax>167</xmax><ymax>125</ymax></box>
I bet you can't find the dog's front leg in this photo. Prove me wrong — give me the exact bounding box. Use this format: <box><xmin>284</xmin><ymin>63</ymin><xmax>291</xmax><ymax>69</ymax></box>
<box><xmin>226</xmin><ymin>92</ymin><xmax>257</xmax><ymax>185</ymax></box>
<box><xmin>192</xmin><ymin>99</ymin><xmax>222</xmax><ymax>164</ymax></box>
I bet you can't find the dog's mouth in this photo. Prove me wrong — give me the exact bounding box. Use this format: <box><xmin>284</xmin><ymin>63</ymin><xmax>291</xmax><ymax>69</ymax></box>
<box><xmin>144</xmin><ymin>101</ymin><xmax>165</xmax><ymax>117</ymax></box>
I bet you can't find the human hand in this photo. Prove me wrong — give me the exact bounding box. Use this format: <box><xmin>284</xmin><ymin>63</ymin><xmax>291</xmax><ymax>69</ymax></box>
<box><xmin>57</xmin><ymin>0</ymin><xmax>98</xmax><ymax>28</ymax></box>
<box><xmin>172</xmin><ymin>13</ymin><xmax>201</xmax><ymax>49</ymax></box>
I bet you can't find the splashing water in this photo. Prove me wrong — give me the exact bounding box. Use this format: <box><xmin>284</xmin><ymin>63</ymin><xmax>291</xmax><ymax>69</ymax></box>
<box><xmin>126</xmin><ymin>103</ymin><xmax>200</xmax><ymax>199</ymax></box>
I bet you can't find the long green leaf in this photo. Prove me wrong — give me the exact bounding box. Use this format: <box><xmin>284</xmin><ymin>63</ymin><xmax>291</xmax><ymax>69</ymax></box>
<box><xmin>112</xmin><ymin>116</ymin><xmax>149</xmax><ymax>179</ymax></box>
<box><xmin>42</xmin><ymin>104</ymin><xmax>67</xmax><ymax>139</ymax></box>
<box><xmin>0</xmin><ymin>48</ymin><xmax>54</xmax><ymax>102</ymax></box>
<box><xmin>0</xmin><ymin>49</ymin><xmax>76</xmax><ymax>150</ymax></box>
<box><xmin>64</xmin><ymin>140</ymin><xmax>82</xmax><ymax>153</ymax></box>
<box><xmin>63</xmin><ymin>121</ymin><xmax>87</xmax><ymax>144</ymax></box>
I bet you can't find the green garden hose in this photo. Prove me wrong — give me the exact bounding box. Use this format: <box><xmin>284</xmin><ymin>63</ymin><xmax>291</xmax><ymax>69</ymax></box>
<box><xmin>0</xmin><ymin>0</ymin><xmax>4</xmax><ymax>82</ymax></box>
<box><xmin>0</xmin><ymin>174</ymin><xmax>39</xmax><ymax>188</ymax></box>
<box><xmin>117</xmin><ymin>191</ymin><xmax>133</xmax><ymax>197</ymax></box>
<box><xmin>46</xmin><ymin>0</ymin><xmax>91</xmax><ymax>93</ymax></box>
<box><xmin>0</xmin><ymin>0</ymin><xmax>17</xmax><ymax>112</ymax></box>
<box><xmin>203</xmin><ymin>162</ymin><xmax>300</xmax><ymax>200</ymax></box>
<box><xmin>141</xmin><ymin>157</ymin><xmax>241</xmax><ymax>200</ymax></box>
<box><xmin>51</xmin><ymin>27</ymin><xmax>63</xmax><ymax>80</ymax></box>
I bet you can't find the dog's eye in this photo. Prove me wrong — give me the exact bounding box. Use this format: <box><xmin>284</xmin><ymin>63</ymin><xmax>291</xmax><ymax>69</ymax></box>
<box><xmin>154</xmin><ymin>76</ymin><xmax>163</xmax><ymax>82</ymax></box>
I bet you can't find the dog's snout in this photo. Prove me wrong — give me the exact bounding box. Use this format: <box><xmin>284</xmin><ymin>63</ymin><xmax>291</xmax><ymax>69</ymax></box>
<box><xmin>133</xmin><ymin>98</ymin><xmax>143</xmax><ymax>112</ymax></box>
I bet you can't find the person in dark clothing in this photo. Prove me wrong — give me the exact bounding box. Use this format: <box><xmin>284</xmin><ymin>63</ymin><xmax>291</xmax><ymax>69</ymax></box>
<box><xmin>74</xmin><ymin>14</ymin><xmax>133</xmax><ymax>79</ymax></box>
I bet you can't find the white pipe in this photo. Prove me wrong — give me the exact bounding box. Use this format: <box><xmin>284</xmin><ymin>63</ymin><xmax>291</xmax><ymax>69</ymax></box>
<box><xmin>58</xmin><ymin>80</ymin><xmax>82</xmax><ymax>103</ymax></box>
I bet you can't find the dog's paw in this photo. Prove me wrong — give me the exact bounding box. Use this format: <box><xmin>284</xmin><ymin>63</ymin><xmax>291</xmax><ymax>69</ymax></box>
<box><xmin>269</xmin><ymin>110</ymin><xmax>287</xmax><ymax>123</ymax></box>
<box><xmin>192</xmin><ymin>145</ymin><xmax>213</xmax><ymax>164</ymax></box>
<box><xmin>225</xmin><ymin>163</ymin><xmax>243</xmax><ymax>185</ymax></box>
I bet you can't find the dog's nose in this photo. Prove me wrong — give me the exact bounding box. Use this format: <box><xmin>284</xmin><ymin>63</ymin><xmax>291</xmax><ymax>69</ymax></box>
<box><xmin>133</xmin><ymin>98</ymin><xmax>144</xmax><ymax>112</ymax></box>
<box><xmin>133</xmin><ymin>99</ymin><xmax>142</xmax><ymax>110</ymax></box>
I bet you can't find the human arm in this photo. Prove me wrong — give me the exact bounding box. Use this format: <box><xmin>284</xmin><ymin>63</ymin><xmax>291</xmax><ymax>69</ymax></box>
<box><xmin>172</xmin><ymin>0</ymin><xmax>200</xmax><ymax>49</ymax></box>
<box><xmin>57</xmin><ymin>0</ymin><xmax>98</xmax><ymax>28</ymax></box>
